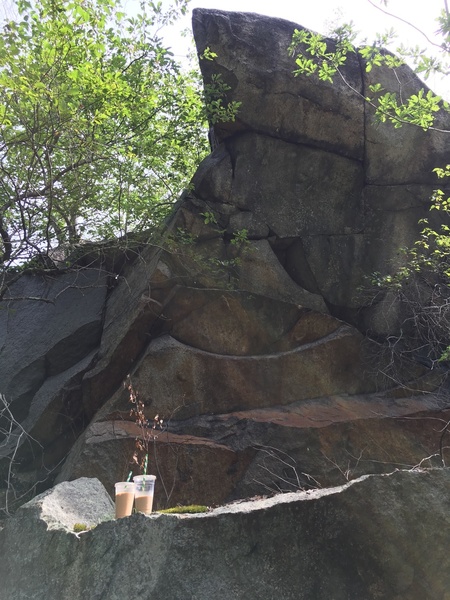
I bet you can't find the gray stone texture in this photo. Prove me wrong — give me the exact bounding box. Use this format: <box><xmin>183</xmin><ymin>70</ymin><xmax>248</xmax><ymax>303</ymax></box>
<box><xmin>192</xmin><ymin>9</ymin><xmax>450</xmax><ymax>325</ymax></box>
<box><xmin>193</xmin><ymin>10</ymin><xmax>364</xmax><ymax>158</ymax></box>
<box><xmin>0</xmin><ymin>270</ymin><xmax>108</xmax><ymax>491</ymax></box>
<box><xmin>1</xmin><ymin>9</ymin><xmax>450</xmax><ymax>530</ymax></box>
<box><xmin>2</xmin><ymin>471</ymin><xmax>450</xmax><ymax>600</ymax></box>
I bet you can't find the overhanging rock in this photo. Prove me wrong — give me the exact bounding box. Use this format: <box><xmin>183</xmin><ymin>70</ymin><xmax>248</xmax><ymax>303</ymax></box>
<box><xmin>54</xmin><ymin>9</ymin><xmax>450</xmax><ymax>507</ymax></box>
<box><xmin>2</xmin><ymin>9</ymin><xmax>450</xmax><ymax>514</ymax></box>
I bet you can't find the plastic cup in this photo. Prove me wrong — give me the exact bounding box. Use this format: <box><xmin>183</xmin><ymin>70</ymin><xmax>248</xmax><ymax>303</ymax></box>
<box><xmin>115</xmin><ymin>482</ymin><xmax>135</xmax><ymax>518</ymax></box>
<box><xmin>133</xmin><ymin>475</ymin><xmax>156</xmax><ymax>514</ymax></box>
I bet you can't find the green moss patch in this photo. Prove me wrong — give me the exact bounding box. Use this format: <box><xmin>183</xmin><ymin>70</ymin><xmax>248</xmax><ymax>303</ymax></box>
<box><xmin>157</xmin><ymin>505</ymin><xmax>209</xmax><ymax>514</ymax></box>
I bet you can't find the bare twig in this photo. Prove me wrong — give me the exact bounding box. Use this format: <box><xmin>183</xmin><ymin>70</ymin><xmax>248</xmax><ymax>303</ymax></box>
<box><xmin>367</xmin><ymin>0</ymin><xmax>442</xmax><ymax>50</ymax></box>
<box><xmin>0</xmin><ymin>393</ymin><xmax>43</xmax><ymax>516</ymax></box>
<box><xmin>253</xmin><ymin>444</ymin><xmax>322</xmax><ymax>495</ymax></box>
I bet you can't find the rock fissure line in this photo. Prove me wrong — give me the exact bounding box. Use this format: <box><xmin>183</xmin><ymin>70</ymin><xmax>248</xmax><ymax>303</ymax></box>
<box><xmin>162</xmin><ymin>324</ymin><xmax>356</xmax><ymax>359</ymax></box>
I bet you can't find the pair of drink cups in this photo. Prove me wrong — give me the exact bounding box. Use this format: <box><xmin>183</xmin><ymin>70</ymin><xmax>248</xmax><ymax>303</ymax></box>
<box><xmin>115</xmin><ymin>475</ymin><xmax>156</xmax><ymax>518</ymax></box>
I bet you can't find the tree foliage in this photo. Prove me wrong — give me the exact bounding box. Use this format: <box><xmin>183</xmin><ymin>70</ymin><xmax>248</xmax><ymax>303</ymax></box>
<box><xmin>289</xmin><ymin>1</ymin><xmax>450</xmax><ymax>366</ymax></box>
<box><xmin>0</xmin><ymin>0</ymin><xmax>211</xmax><ymax>271</ymax></box>
<box><xmin>288</xmin><ymin>19</ymin><xmax>446</xmax><ymax>129</ymax></box>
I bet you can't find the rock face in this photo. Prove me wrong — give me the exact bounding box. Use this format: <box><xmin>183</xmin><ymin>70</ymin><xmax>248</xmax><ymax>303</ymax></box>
<box><xmin>4</xmin><ymin>477</ymin><xmax>115</xmax><ymax>532</ymax></box>
<box><xmin>1</xmin><ymin>9</ymin><xmax>450</xmax><ymax>514</ymax></box>
<box><xmin>191</xmin><ymin>9</ymin><xmax>449</xmax><ymax>326</ymax></box>
<box><xmin>0</xmin><ymin>270</ymin><xmax>109</xmax><ymax>508</ymax></box>
<box><xmin>1</xmin><ymin>471</ymin><xmax>450</xmax><ymax>600</ymax></box>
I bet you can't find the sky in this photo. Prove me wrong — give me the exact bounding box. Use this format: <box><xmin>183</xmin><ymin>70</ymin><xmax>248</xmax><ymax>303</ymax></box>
<box><xmin>182</xmin><ymin>0</ymin><xmax>444</xmax><ymax>40</ymax></box>
<box><xmin>1</xmin><ymin>0</ymin><xmax>448</xmax><ymax>95</ymax></box>
<box><xmin>161</xmin><ymin>0</ymin><xmax>449</xmax><ymax>97</ymax></box>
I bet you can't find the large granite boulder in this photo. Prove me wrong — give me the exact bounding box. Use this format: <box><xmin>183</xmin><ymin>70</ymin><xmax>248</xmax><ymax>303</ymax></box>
<box><xmin>1</xmin><ymin>471</ymin><xmax>450</xmax><ymax>599</ymax></box>
<box><xmin>192</xmin><ymin>8</ymin><xmax>449</xmax><ymax>323</ymax></box>
<box><xmin>1</xmin><ymin>9</ymin><xmax>450</xmax><ymax>515</ymax></box>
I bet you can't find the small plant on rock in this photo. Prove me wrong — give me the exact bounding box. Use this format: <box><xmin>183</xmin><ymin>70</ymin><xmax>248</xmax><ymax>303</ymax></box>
<box><xmin>73</xmin><ymin>523</ymin><xmax>89</xmax><ymax>533</ymax></box>
<box><xmin>125</xmin><ymin>376</ymin><xmax>164</xmax><ymax>480</ymax></box>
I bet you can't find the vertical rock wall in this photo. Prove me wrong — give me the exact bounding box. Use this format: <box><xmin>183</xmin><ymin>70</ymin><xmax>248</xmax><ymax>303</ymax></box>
<box><xmin>1</xmin><ymin>10</ymin><xmax>450</xmax><ymax>512</ymax></box>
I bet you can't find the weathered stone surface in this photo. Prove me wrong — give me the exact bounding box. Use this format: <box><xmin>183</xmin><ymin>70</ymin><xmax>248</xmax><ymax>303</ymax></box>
<box><xmin>80</xmin><ymin>243</ymin><xmax>167</xmax><ymax>420</ymax></box>
<box><xmin>192</xmin><ymin>10</ymin><xmax>365</xmax><ymax>158</ymax></box>
<box><xmin>227</xmin><ymin>210</ymin><xmax>269</xmax><ymax>239</ymax></box>
<box><xmin>15</xmin><ymin>477</ymin><xmax>114</xmax><ymax>531</ymax></box>
<box><xmin>163</xmin><ymin>288</ymin><xmax>304</xmax><ymax>355</ymax></box>
<box><xmin>0</xmin><ymin>270</ymin><xmax>108</xmax><ymax>494</ymax></box>
<box><xmin>235</xmin><ymin>239</ymin><xmax>328</xmax><ymax>311</ymax></box>
<box><xmin>364</xmin><ymin>61</ymin><xmax>450</xmax><ymax>185</ymax></box>
<box><xmin>2</xmin><ymin>8</ymin><xmax>450</xmax><ymax>523</ymax></box>
<box><xmin>135</xmin><ymin>331</ymin><xmax>378</xmax><ymax>413</ymax></box>
<box><xmin>57</xmin><ymin>386</ymin><xmax>449</xmax><ymax>508</ymax></box>
<box><xmin>2</xmin><ymin>470</ymin><xmax>450</xmax><ymax>599</ymax></box>
<box><xmin>191</xmin><ymin>144</ymin><xmax>233</xmax><ymax>204</ymax></box>
<box><xmin>0</xmin><ymin>270</ymin><xmax>107</xmax><ymax>418</ymax></box>
<box><xmin>192</xmin><ymin>9</ymin><xmax>450</xmax><ymax>333</ymax></box>
<box><xmin>0</xmin><ymin>351</ymin><xmax>97</xmax><ymax>469</ymax></box>
<box><xmin>57</xmin><ymin>423</ymin><xmax>254</xmax><ymax>508</ymax></box>
<box><xmin>225</xmin><ymin>133</ymin><xmax>365</xmax><ymax>237</ymax></box>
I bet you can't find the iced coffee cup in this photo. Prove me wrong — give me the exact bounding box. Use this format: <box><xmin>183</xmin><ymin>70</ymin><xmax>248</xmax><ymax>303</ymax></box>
<box><xmin>133</xmin><ymin>475</ymin><xmax>156</xmax><ymax>514</ymax></box>
<box><xmin>115</xmin><ymin>482</ymin><xmax>135</xmax><ymax>518</ymax></box>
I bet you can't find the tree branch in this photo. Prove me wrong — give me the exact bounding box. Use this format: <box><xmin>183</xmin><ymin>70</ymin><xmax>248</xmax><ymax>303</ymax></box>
<box><xmin>0</xmin><ymin>217</ymin><xmax>12</xmax><ymax>264</ymax></box>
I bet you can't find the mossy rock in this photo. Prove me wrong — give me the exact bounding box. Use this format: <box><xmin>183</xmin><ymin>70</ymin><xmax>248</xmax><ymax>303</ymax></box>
<box><xmin>157</xmin><ymin>505</ymin><xmax>209</xmax><ymax>514</ymax></box>
<box><xmin>73</xmin><ymin>523</ymin><xmax>89</xmax><ymax>533</ymax></box>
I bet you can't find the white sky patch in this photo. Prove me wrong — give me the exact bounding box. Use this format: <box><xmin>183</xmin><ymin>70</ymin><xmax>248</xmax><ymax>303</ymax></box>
<box><xmin>156</xmin><ymin>0</ymin><xmax>450</xmax><ymax>98</ymax></box>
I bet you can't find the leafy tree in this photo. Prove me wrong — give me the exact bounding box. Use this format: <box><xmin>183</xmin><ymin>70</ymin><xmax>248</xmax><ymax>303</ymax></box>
<box><xmin>0</xmin><ymin>0</ymin><xmax>210</xmax><ymax>274</ymax></box>
<box><xmin>289</xmin><ymin>1</ymin><xmax>450</xmax><ymax>367</ymax></box>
